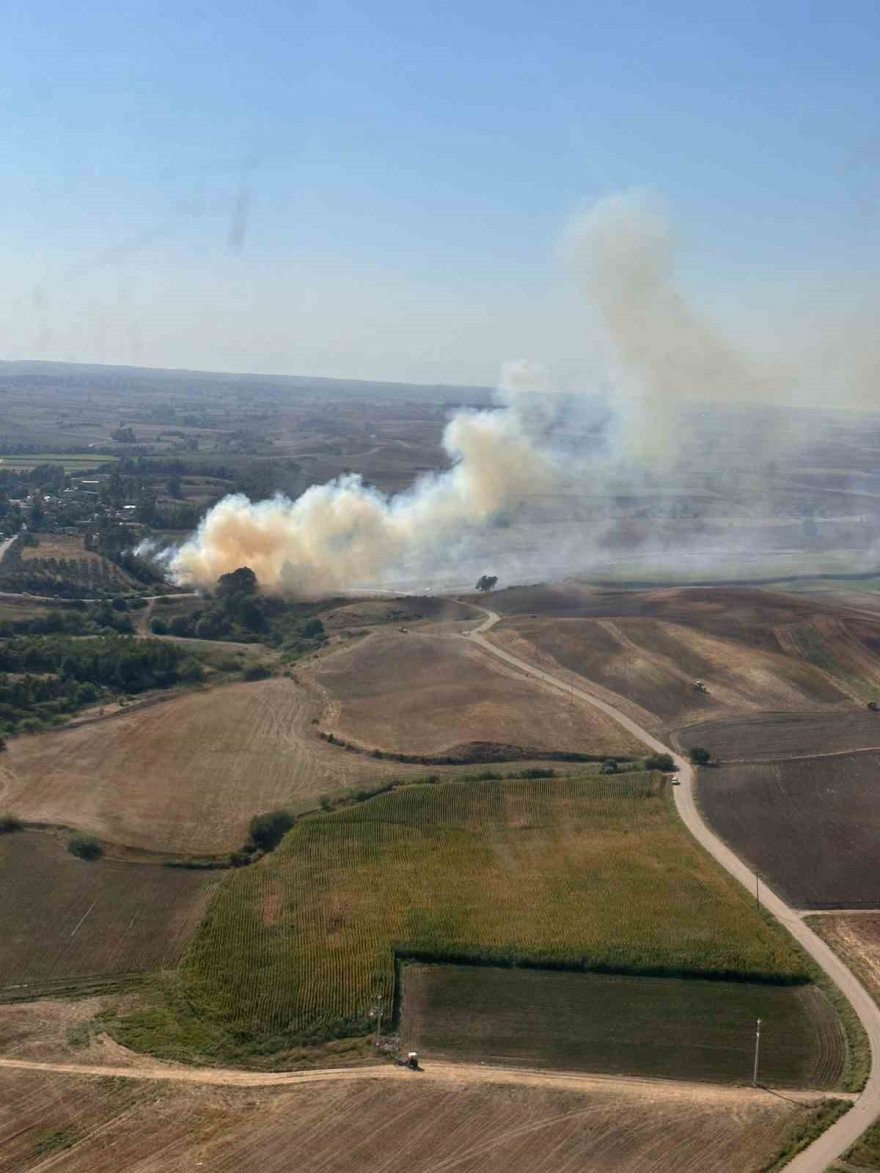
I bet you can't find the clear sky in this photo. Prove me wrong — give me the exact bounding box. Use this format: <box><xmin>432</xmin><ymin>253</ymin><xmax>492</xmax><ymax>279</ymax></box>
<box><xmin>1</xmin><ymin>1</ymin><xmax>878</xmax><ymax>387</ymax></box>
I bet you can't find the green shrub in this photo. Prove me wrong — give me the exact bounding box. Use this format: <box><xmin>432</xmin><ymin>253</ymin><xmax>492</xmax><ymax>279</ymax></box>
<box><xmin>689</xmin><ymin>746</ymin><xmax>712</xmax><ymax>766</ymax></box>
<box><xmin>68</xmin><ymin>835</ymin><xmax>103</xmax><ymax>861</ymax></box>
<box><xmin>242</xmin><ymin>663</ymin><xmax>271</xmax><ymax>682</ymax></box>
<box><xmin>248</xmin><ymin>809</ymin><xmax>295</xmax><ymax>852</ymax></box>
<box><xmin>644</xmin><ymin>753</ymin><xmax>675</xmax><ymax>772</ymax></box>
<box><xmin>0</xmin><ymin>812</ymin><xmax>22</xmax><ymax>833</ymax></box>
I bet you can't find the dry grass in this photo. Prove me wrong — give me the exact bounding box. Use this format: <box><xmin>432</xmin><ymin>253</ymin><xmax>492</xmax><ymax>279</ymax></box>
<box><xmin>0</xmin><ymin>679</ymin><xmax>448</xmax><ymax>854</ymax></box>
<box><xmin>19</xmin><ymin>534</ymin><xmax>102</xmax><ymax>563</ymax></box>
<box><xmin>494</xmin><ymin>615</ymin><xmax>847</xmax><ymax>734</ymax></box>
<box><xmin>309</xmin><ymin>628</ymin><xmax>643</xmax><ymax>757</ymax></box>
<box><xmin>0</xmin><ymin>1068</ymin><xmax>843</xmax><ymax>1173</ymax></box>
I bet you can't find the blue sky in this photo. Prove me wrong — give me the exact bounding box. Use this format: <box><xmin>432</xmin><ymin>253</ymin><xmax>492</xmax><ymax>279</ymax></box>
<box><xmin>1</xmin><ymin>0</ymin><xmax>878</xmax><ymax>385</ymax></box>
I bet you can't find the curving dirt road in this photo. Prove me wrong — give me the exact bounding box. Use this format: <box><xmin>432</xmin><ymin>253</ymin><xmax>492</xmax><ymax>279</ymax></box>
<box><xmin>461</xmin><ymin>603</ymin><xmax>880</xmax><ymax>1173</ymax></box>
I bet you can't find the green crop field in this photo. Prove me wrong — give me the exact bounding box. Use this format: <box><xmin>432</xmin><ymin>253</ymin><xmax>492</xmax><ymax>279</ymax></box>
<box><xmin>0</xmin><ymin>453</ymin><xmax>117</xmax><ymax>471</ymax></box>
<box><xmin>117</xmin><ymin>773</ymin><xmax>810</xmax><ymax>1062</ymax></box>
<box><xmin>401</xmin><ymin>963</ymin><xmax>845</xmax><ymax>1088</ymax></box>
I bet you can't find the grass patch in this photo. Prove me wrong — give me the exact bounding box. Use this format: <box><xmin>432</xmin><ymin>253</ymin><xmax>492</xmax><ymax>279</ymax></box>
<box><xmin>113</xmin><ymin>773</ymin><xmax>811</xmax><ymax>1063</ymax></box>
<box><xmin>33</xmin><ymin>1128</ymin><xmax>77</xmax><ymax>1155</ymax></box>
<box><xmin>763</xmin><ymin>1098</ymin><xmax>851</xmax><ymax>1172</ymax></box>
<box><xmin>842</xmin><ymin>1116</ymin><xmax>880</xmax><ymax>1168</ymax></box>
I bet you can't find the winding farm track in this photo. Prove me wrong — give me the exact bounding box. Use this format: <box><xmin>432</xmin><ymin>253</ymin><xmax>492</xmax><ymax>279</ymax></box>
<box><xmin>461</xmin><ymin>603</ymin><xmax>880</xmax><ymax>1173</ymax></box>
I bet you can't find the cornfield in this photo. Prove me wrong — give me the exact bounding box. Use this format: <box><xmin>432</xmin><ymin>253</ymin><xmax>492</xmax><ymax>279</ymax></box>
<box><xmin>181</xmin><ymin>774</ymin><xmax>808</xmax><ymax>1046</ymax></box>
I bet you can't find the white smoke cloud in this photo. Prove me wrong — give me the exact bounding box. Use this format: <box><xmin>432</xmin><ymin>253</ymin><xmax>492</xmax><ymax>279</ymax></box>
<box><xmin>165</xmin><ymin>370</ymin><xmax>559</xmax><ymax>594</ymax></box>
<box><xmin>162</xmin><ymin>190</ymin><xmax>823</xmax><ymax>595</ymax></box>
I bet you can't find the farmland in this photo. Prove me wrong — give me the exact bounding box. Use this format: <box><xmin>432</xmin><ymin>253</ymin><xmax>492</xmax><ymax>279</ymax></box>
<box><xmin>493</xmin><ymin>615</ymin><xmax>844</xmax><ymax>732</ymax></box>
<box><xmin>309</xmin><ymin>627</ymin><xmax>643</xmax><ymax>758</ymax></box>
<box><xmin>696</xmin><ymin>754</ymin><xmax>880</xmax><ymax>908</ymax></box>
<box><xmin>115</xmin><ymin>774</ymin><xmax>812</xmax><ymax>1065</ymax></box>
<box><xmin>0</xmin><ymin>832</ymin><xmax>218</xmax><ymax>999</ymax></box>
<box><xmin>0</xmin><ymin>534</ymin><xmax>135</xmax><ymax>596</ymax></box>
<box><xmin>401</xmin><ymin>962</ymin><xmax>844</xmax><ymax>1087</ymax></box>
<box><xmin>0</xmin><ymin>1068</ymin><xmax>844</xmax><ymax>1173</ymax></box>
<box><xmin>677</xmin><ymin>710</ymin><xmax>880</xmax><ymax>760</ymax></box>
<box><xmin>0</xmin><ymin>677</ymin><xmax>447</xmax><ymax>854</ymax></box>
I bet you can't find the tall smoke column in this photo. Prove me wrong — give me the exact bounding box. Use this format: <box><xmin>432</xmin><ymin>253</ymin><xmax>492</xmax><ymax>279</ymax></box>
<box><xmin>166</xmin><ymin>361</ymin><xmax>557</xmax><ymax>594</ymax></box>
<box><xmin>566</xmin><ymin>192</ymin><xmax>770</xmax><ymax>461</ymax></box>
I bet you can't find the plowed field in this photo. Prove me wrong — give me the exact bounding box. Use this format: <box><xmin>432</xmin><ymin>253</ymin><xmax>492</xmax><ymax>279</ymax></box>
<box><xmin>402</xmin><ymin>963</ymin><xmax>844</xmax><ymax>1088</ymax></box>
<box><xmin>677</xmin><ymin>710</ymin><xmax>880</xmax><ymax>760</ymax></box>
<box><xmin>0</xmin><ymin>833</ymin><xmax>217</xmax><ymax>999</ymax></box>
<box><xmin>696</xmin><ymin>754</ymin><xmax>880</xmax><ymax>908</ymax></box>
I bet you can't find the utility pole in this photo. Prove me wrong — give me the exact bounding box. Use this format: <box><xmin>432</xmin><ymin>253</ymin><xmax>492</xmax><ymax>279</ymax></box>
<box><xmin>752</xmin><ymin>1018</ymin><xmax>762</xmax><ymax>1086</ymax></box>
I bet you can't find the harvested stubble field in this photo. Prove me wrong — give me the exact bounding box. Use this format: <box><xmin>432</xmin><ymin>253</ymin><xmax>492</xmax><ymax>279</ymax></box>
<box><xmin>0</xmin><ymin>1068</ymin><xmax>839</xmax><ymax>1173</ymax></box>
<box><xmin>401</xmin><ymin>963</ymin><xmax>844</xmax><ymax>1088</ymax></box>
<box><xmin>119</xmin><ymin>774</ymin><xmax>811</xmax><ymax>1064</ymax></box>
<box><xmin>492</xmin><ymin>615</ymin><xmax>843</xmax><ymax>732</ymax></box>
<box><xmin>309</xmin><ymin>628</ymin><xmax>643</xmax><ymax>757</ymax></box>
<box><xmin>677</xmin><ymin>710</ymin><xmax>880</xmax><ymax>761</ymax></box>
<box><xmin>0</xmin><ymin>833</ymin><xmax>217</xmax><ymax>999</ymax></box>
<box><xmin>0</xmin><ymin>677</ymin><xmax>445</xmax><ymax>854</ymax></box>
<box><xmin>696</xmin><ymin>754</ymin><xmax>880</xmax><ymax>908</ymax></box>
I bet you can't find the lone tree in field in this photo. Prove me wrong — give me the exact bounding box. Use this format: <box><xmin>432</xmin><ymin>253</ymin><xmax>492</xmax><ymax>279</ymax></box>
<box><xmin>689</xmin><ymin>746</ymin><xmax>712</xmax><ymax>766</ymax></box>
<box><xmin>475</xmin><ymin>575</ymin><xmax>498</xmax><ymax>592</ymax></box>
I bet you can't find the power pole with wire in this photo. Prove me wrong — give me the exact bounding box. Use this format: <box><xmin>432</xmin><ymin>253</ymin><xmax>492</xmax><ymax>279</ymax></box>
<box><xmin>752</xmin><ymin>1018</ymin><xmax>762</xmax><ymax>1086</ymax></box>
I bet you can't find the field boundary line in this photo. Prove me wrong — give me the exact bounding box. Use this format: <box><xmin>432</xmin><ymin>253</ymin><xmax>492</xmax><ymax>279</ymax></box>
<box><xmin>458</xmin><ymin>600</ymin><xmax>880</xmax><ymax>1173</ymax></box>
<box><xmin>722</xmin><ymin>746</ymin><xmax>880</xmax><ymax>765</ymax></box>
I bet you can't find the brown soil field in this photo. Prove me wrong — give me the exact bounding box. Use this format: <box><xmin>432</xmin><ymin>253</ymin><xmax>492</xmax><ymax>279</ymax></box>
<box><xmin>0</xmin><ymin>1067</ymin><xmax>840</xmax><ymax>1173</ymax></box>
<box><xmin>308</xmin><ymin>628</ymin><xmax>643</xmax><ymax>758</ymax></box>
<box><xmin>401</xmin><ymin>963</ymin><xmax>845</xmax><ymax>1088</ymax></box>
<box><xmin>19</xmin><ymin>535</ymin><xmax>103</xmax><ymax>563</ymax></box>
<box><xmin>0</xmin><ymin>678</ymin><xmax>445</xmax><ymax>854</ymax></box>
<box><xmin>493</xmin><ymin>616</ymin><xmax>845</xmax><ymax>732</ymax></box>
<box><xmin>677</xmin><ymin>711</ymin><xmax>880</xmax><ymax>760</ymax></box>
<box><xmin>697</xmin><ymin>754</ymin><xmax>880</xmax><ymax>908</ymax></box>
<box><xmin>0</xmin><ymin>833</ymin><xmax>217</xmax><ymax>999</ymax></box>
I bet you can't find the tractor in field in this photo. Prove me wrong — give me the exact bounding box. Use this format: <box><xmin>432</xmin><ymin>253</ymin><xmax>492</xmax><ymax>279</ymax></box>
<box><xmin>396</xmin><ymin>1051</ymin><xmax>420</xmax><ymax>1070</ymax></box>
<box><xmin>692</xmin><ymin>679</ymin><xmax>708</xmax><ymax>693</ymax></box>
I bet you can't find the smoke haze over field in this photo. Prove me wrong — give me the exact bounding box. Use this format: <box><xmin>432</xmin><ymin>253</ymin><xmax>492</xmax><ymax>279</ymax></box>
<box><xmin>160</xmin><ymin>192</ymin><xmax>878</xmax><ymax>595</ymax></box>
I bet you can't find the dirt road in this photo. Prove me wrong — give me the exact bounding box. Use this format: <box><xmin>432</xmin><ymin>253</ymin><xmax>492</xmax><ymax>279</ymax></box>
<box><xmin>0</xmin><ymin>1054</ymin><xmax>844</xmax><ymax>1104</ymax></box>
<box><xmin>462</xmin><ymin>603</ymin><xmax>880</xmax><ymax>1173</ymax></box>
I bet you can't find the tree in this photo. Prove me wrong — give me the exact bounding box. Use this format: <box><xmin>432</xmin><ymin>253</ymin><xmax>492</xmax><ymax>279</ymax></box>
<box><xmin>601</xmin><ymin>759</ymin><xmax>618</xmax><ymax>774</ymax></box>
<box><xmin>475</xmin><ymin>574</ymin><xmax>498</xmax><ymax>592</ymax></box>
<box><xmin>216</xmin><ymin>566</ymin><xmax>258</xmax><ymax>599</ymax></box>
<box><xmin>68</xmin><ymin>835</ymin><xmax>103</xmax><ymax>861</ymax></box>
<box><xmin>644</xmin><ymin>753</ymin><xmax>675</xmax><ymax>772</ymax></box>
<box><xmin>689</xmin><ymin>746</ymin><xmax>712</xmax><ymax>766</ymax></box>
<box><xmin>248</xmin><ymin>809</ymin><xmax>295</xmax><ymax>852</ymax></box>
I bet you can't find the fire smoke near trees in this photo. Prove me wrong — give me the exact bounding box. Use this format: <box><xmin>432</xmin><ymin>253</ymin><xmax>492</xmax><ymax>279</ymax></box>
<box><xmin>153</xmin><ymin>191</ymin><xmax>872</xmax><ymax>596</ymax></box>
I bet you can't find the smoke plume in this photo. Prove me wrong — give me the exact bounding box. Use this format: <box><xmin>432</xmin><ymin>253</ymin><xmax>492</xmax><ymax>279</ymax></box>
<box><xmin>161</xmin><ymin>192</ymin><xmax>805</xmax><ymax>594</ymax></box>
